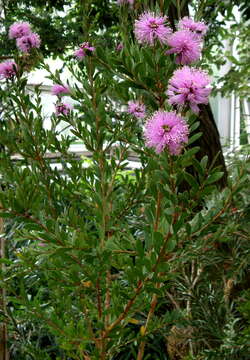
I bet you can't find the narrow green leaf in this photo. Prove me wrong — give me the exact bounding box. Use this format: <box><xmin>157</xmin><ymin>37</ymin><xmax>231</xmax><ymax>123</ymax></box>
<box><xmin>205</xmin><ymin>171</ymin><xmax>224</xmax><ymax>185</ymax></box>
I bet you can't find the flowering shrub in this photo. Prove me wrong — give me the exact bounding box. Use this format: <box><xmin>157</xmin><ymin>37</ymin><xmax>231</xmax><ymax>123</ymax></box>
<box><xmin>0</xmin><ymin>2</ymin><xmax>249</xmax><ymax>360</ymax></box>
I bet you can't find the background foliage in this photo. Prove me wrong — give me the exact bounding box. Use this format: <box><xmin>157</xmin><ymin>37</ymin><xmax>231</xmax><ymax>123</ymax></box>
<box><xmin>0</xmin><ymin>0</ymin><xmax>249</xmax><ymax>359</ymax></box>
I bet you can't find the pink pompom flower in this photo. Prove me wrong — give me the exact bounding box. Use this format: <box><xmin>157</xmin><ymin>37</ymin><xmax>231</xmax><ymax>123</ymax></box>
<box><xmin>51</xmin><ymin>84</ymin><xmax>70</xmax><ymax>96</ymax></box>
<box><xmin>178</xmin><ymin>17</ymin><xmax>208</xmax><ymax>38</ymax></box>
<box><xmin>144</xmin><ymin>111</ymin><xmax>189</xmax><ymax>155</ymax></box>
<box><xmin>0</xmin><ymin>60</ymin><xmax>18</xmax><ymax>79</ymax></box>
<box><xmin>74</xmin><ymin>42</ymin><xmax>95</xmax><ymax>59</ymax></box>
<box><xmin>167</xmin><ymin>66</ymin><xmax>211</xmax><ymax>114</ymax></box>
<box><xmin>134</xmin><ymin>12</ymin><xmax>172</xmax><ymax>46</ymax></box>
<box><xmin>127</xmin><ymin>101</ymin><xmax>146</xmax><ymax>119</ymax></box>
<box><xmin>16</xmin><ymin>33</ymin><xmax>41</xmax><ymax>53</ymax></box>
<box><xmin>55</xmin><ymin>103</ymin><xmax>72</xmax><ymax>116</ymax></box>
<box><xmin>8</xmin><ymin>22</ymin><xmax>31</xmax><ymax>39</ymax></box>
<box><xmin>166</xmin><ymin>30</ymin><xmax>201</xmax><ymax>65</ymax></box>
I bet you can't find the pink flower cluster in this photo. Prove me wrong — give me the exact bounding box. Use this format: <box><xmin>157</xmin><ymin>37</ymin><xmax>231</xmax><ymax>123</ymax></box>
<box><xmin>134</xmin><ymin>13</ymin><xmax>207</xmax><ymax>65</ymax></box>
<box><xmin>74</xmin><ymin>42</ymin><xmax>95</xmax><ymax>59</ymax></box>
<box><xmin>127</xmin><ymin>101</ymin><xmax>146</xmax><ymax>119</ymax></box>
<box><xmin>167</xmin><ymin>66</ymin><xmax>211</xmax><ymax>114</ymax></box>
<box><xmin>55</xmin><ymin>103</ymin><xmax>72</xmax><ymax>116</ymax></box>
<box><xmin>51</xmin><ymin>83</ymin><xmax>72</xmax><ymax>116</ymax></box>
<box><xmin>166</xmin><ymin>30</ymin><xmax>201</xmax><ymax>65</ymax></box>
<box><xmin>16</xmin><ymin>33</ymin><xmax>41</xmax><ymax>53</ymax></box>
<box><xmin>178</xmin><ymin>17</ymin><xmax>208</xmax><ymax>38</ymax></box>
<box><xmin>144</xmin><ymin>111</ymin><xmax>189</xmax><ymax>155</ymax></box>
<box><xmin>134</xmin><ymin>12</ymin><xmax>172</xmax><ymax>46</ymax></box>
<box><xmin>132</xmin><ymin>14</ymin><xmax>210</xmax><ymax>153</ymax></box>
<box><xmin>8</xmin><ymin>22</ymin><xmax>41</xmax><ymax>53</ymax></box>
<box><xmin>51</xmin><ymin>84</ymin><xmax>70</xmax><ymax>96</ymax></box>
<box><xmin>9</xmin><ymin>22</ymin><xmax>31</xmax><ymax>39</ymax></box>
<box><xmin>0</xmin><ymin>60</ymin><xmax>18</xmax><ymax>79</ymax></box>
<box><xmin>165</xmin><ymin>18</ymin><xmax>207</xmax><ymax>64</ymax></box>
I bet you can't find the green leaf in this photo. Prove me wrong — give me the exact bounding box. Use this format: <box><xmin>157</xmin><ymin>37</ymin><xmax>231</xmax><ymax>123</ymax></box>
<box><xmin>205</xmin><ymin>172</ymin><xmax>224</xmax><ymax>185</ymax></box>
<box><xmin>183</xmin><ymin>172</ymin><xmax>200</xmax><ymax>190</ymax></box>
<box><xmin>166</xmin><ymin>236</ymin><xmax>176</xmax><ymax>252</ymax></box>
<box><xmin>141</xmin><ymin>48</ymin><xmax>155</xmax><ymax>68</ymax></box>
<box><xmin>153</xmin><ymin>232</ymin><xmax>164</xmax><ymax>253</ymax></box>
<box><xmin>201</xmin><ymin>155</ymin><xmax>208</xmax><ymax>169</ymax></box>
<box><xmin>188</xmin><ymin>132</ymin><xmax>203</xmax><ymax>145</ymax></box>
<box><xmin>192</xmin><ymin>158</ymin><xmax>204</xmax><ymax>176</ymax></box>
<box><xmin>189</xmin><ymin>121</ymin><xmax>200</xmax><ymax>133</ymax></box>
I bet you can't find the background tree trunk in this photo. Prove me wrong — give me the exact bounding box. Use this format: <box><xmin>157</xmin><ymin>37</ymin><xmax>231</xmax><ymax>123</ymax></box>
<box><xmin>167</xmin><ymin>2</ymin><xmax>228</xmax><ymax>187</ymax></box>
<box><xmin>195</xmin><ymin>104</ymin><xmax>228</xmax><ymax>187</ymax></box>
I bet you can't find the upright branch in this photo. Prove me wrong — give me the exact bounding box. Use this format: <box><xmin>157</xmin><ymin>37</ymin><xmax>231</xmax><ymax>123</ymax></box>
<box><xmin>0</xmin><ymin>215</ymin><xmax>8</xmax><ymax>360</ymax></box>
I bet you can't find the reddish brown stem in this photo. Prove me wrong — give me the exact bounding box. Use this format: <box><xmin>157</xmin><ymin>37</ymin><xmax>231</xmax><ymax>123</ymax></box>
<box><xmin>137</xmin><ymin>284</ymin><xmax>160</xmax><ymax>360</ymax></box>
<box><xmin>105</xmin><ymin>280</ymin><xmax>143</xmax><ymax>335</ymax></box>
<box><xmin>154</xmin><ymin>191</ymin><xmax>163</xmax><ymax>232</ymax></box>
<box><xmin>105</xmin><ymin>230</ymin><xmax>173</xmax><ymax>337</ymax></box>
<box><xmin>105</xmin><ymin>271</ymin><xmax>111</xmax><ymax>328</ymax></box>
<box><xmin>96</xmin><ymin>276</ymin><xmax>102</xmax><ymax>319</ymax></box>
<box><xmin>0</xmin><ymin>215</ymin><xmax>8</xmax><ymax>360</ymax></box>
